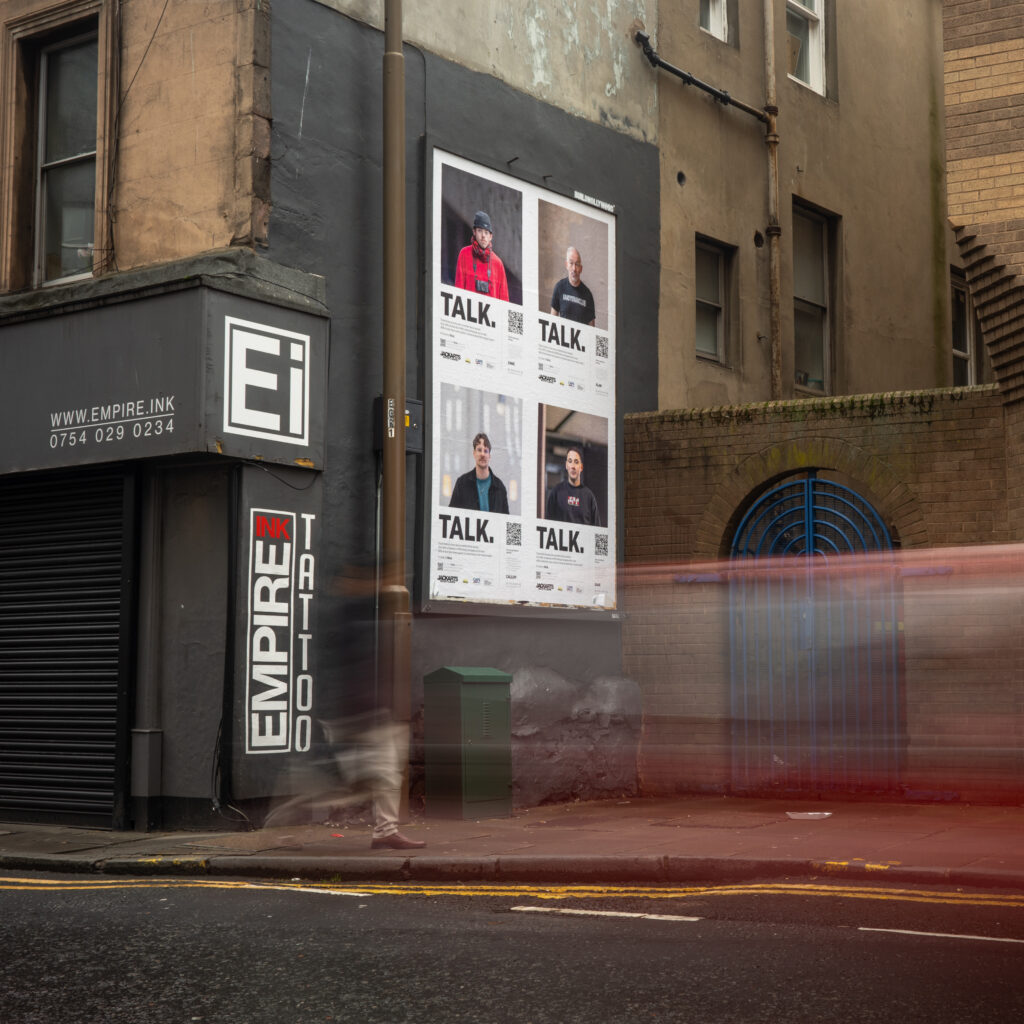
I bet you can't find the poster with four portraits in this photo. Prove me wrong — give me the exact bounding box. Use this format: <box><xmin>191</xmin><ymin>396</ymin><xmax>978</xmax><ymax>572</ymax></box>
<box><xmin>426</xmin><ymin>149</ymin><xmax>617</xmax><ymax>612</ymax></box>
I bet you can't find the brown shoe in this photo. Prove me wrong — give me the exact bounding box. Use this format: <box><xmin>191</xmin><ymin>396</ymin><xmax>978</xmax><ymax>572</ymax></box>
<box><xmin>371</xmin><ymin>832</ymin><xmax>426</xmax><ymax>850</ymax></box>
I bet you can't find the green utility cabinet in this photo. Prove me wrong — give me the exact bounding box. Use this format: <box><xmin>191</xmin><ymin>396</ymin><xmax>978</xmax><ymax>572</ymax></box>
<box><xmin>424</xmin><ymin>667</ymin><xmax>512</xmax><ymax>819</ymax></box>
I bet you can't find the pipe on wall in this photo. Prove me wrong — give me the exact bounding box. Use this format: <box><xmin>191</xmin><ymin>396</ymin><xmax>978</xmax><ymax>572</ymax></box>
<box><xmin>636</xmin><ymin>18</ymin><xmax>783</xmax><ymax>399</ymax></box>
<box><xmin>131</xmin><ymin>469</ymin><xmax>163</xmax><ymax>830</ymax></box>
<box><xmin>764</xmin><ymin>0</ymin><xmax>783</xmax><ymax>400</ymax></box>
<box><xmin>635</xmin><ymin>31</ymin><xmax>768</xmax><ymax>124</ymax></box>
<box><xmin>381</xmin><ymin>0</ymin><xmax>412</xmax><ymax>815</ymax></box>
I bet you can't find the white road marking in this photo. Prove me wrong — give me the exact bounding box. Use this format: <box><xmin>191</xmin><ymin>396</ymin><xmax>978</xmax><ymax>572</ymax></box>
<box><xmin>243</xmin><ymin>884</ymin><xmax>367</xmax><ymax>897</ymax></box>
<box><xmin>859</xmin><ymin>927</ymin><xmax>1024</xmax><ymax>945</ymax></box>
<box><xmin>512</xmin><ymin>906</ymin><xmax>701</xmax><ymax>923</ymax></box>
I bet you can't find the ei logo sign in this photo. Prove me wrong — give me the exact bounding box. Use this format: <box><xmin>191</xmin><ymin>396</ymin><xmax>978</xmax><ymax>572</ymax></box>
<box><xmin>223</xmin><ymin>316</ymin><xmax>311</xmax><ymax>445</ymax></box>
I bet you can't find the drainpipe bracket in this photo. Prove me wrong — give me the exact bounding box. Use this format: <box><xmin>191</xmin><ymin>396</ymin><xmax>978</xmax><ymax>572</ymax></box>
<box><xmin>634</xmin><ymin>31</ymin><xmax>659</xmax><ymax>68</ymax></box>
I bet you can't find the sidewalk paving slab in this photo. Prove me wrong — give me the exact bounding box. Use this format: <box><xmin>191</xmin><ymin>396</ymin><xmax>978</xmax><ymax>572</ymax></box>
<box><xmin>0</xmin><ymin>795</ymin><xmax>1021</xmax><ymax>889</ymax></box>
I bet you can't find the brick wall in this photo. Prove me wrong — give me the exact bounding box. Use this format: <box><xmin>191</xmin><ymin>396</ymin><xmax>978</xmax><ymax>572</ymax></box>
<box><xmin>946</xmin><ymin>0</ymin><xmax>1024</xmax><ymax>250</ymax></box>
<box><xmin>946</xmin><ymin>33</ymin><xmax>1024</xmax><ymax>259</ymax></box>
<box><xmin>901</xmin><ymin>552</ymin><xmax>1024</xmax><ymax>801</ymax></box>
<box><xmin>1005</xmin><ymin>403</ymin><xmax>1024</xmax><ymax>529</ymax></box>
<box><xmin>622</xmin><ymin>574</ymin><xmax>733</xmax><ymax>794</ymax></box>
<box><xmin>625</xmin><ymin>386</ymin><xmax>1008</xmax><ymax>562</ymax></box>
<box><xmin>945</xmin><ymin>2</ymin><xmax>1024</xmax><ymax>403</ymax></box>
<box><xmin>623</xmin><ymin>385</ymin><xmax>1024</xmax><ymax>801</ymax></box>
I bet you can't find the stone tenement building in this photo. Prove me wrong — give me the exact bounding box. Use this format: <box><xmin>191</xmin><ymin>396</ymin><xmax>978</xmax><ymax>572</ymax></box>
<box><xmin>620</xmin><ymin>2</ymin><xmax>1024</xmax><ymax>805</ymax></box>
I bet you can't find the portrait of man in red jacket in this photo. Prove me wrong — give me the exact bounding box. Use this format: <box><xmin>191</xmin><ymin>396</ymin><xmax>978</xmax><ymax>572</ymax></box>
<box><xmin>454</xmin><ymin>210</ymin><xmax>510</xmax><ymax>302</ymax></box>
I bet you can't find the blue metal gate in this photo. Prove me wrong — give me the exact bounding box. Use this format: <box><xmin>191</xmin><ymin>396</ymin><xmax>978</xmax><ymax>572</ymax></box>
<box><xmin>729</xmin><ymin>474</ymin><xmax>902</xmax><ymax>795</ymax></box>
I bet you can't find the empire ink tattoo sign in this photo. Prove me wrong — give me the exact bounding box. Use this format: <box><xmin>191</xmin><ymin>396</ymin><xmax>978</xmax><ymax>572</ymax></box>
<box><xmin>245</xmin><ymin>508</ymin><xmax>317</xmax><ymax>754</ymax></box>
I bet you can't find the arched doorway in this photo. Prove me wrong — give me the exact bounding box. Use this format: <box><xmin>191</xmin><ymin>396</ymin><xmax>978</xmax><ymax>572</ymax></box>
<box><xmin>729</xmin><ymin>472</ymin><xmax>903</xmax><ymax>795</ymax></box>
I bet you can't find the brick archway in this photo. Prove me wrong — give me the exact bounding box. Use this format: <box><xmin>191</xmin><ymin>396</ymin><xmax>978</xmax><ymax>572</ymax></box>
<box><xmin>694</xmin><ymin>436</ymin><xmax>928</xmax><ymax>557</ymax></box>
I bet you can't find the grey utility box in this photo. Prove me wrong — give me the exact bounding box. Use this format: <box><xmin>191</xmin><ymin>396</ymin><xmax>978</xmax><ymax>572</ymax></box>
<box><xmin>424</xmin><ymin>667</ymin><xmax>512</xmax><ymax>819</ymax></box>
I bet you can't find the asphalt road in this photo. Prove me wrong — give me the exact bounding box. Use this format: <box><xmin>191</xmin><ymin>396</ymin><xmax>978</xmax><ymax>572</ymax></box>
<box><xmin>1</xmin><ymin>873</ymin><xmax>1022</xmax><ymax>1023</ymax></box>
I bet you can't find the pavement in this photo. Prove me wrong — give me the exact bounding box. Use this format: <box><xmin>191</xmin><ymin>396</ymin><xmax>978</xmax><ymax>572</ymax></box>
<box><xmin>2</xmin><ymin>795</ymin><xmax>1024</xmax><ymax>889</ymax></box>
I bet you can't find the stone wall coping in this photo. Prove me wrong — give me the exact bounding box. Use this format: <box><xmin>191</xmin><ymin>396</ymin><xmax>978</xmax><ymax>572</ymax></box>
<box><xmin>625</xmin><ymin>385</ymin><xmax>1003</xmax><ymax>427</ymax></box>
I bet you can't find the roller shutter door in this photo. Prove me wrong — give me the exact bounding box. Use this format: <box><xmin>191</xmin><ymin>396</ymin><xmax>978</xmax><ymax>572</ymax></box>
<box><xmin>0</xmin><ymin>471</ymin><xmax>133</xmax><ymax>827</ymax></box>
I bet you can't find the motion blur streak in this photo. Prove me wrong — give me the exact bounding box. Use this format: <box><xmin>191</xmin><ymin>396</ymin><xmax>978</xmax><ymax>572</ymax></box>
<box><xmin>621</xmin><ymin>545</ymin><xmax>1024</xmax><ymax>804</ymax></box>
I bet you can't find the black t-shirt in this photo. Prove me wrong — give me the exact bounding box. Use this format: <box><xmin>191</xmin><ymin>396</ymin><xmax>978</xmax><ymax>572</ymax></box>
<box><xmin>545</xmin><ymin>480</ymin><xmax>601</xmax><ymax>526</ymax></box>
<box><xmin>550</xmin><ymin>277</ymin><xmax>596</xmax><ymax>324</ymax></box>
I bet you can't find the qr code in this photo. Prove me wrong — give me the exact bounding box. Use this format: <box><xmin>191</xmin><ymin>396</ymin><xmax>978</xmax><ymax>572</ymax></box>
<box><xmin>595</xmin><ymin>534</ymin><xmax>608</xmax><ymax>557</ymax></box>
<box><xmin>506</xmin><ymin>521</ymin><xmax>522</xmax><ymax>546</ymax></box>
<box><xmin>508</xmin><ymin>310</ymin><xmax>524</xmax><ymax>335</ymax></box>
<box><xmin>595</xmin><ymin>335</ymin><xmax>609</xmax><ymax>359</ymax></box>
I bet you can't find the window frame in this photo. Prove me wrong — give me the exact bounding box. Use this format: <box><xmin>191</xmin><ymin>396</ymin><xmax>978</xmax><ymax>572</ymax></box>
<box><xmin>0</xmin><ymin>0</ymin><xmax>115</xmax><ymax>293</ymax></box>
<box><xmin>699</xmin><ymin>0</ymin><xmax>728</xmax><ymax>43</ymax></box>
<box><xmin>695</xmin><ymin>236</ymin><xmax>736</xmax><ymax>366</ymax></box>
<box><xmin>792</xmin><ymin>204</ymin><xmax>832</xmax><ymax>394</ymax></box>
<box><xmin>35</xmin><ymin>30</ymin><xmax>99</xmax><ymax>285</ymax></box>
<box><xmin>786</xmin><ymin>0</ymin><xmax>825</xmax><ymax>95</ymax></box>
<box><xmin>951</xmin><ymin>269</ymin><xmax>979</xmax><ymax>387</ymax></box>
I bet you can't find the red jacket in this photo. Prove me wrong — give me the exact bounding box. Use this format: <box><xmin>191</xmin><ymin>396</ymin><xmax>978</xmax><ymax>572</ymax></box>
<box><xmin>454</xmin><ymin>245</ymin><xmax>509</xmax><ymax>302</ymax></box>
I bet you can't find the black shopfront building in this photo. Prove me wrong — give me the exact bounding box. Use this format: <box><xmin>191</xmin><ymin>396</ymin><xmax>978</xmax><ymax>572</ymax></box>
<box><xmin>0</xmin><ymin>253</ymin><xmax>329</xmax><ymax>828</ymax></box>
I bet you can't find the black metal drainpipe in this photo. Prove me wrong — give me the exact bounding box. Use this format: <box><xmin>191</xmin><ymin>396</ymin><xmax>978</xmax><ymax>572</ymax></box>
<box><xmin>635</xmin><ymin>31</ymin><xmax>768</xmax><ymax>125</ymax></box>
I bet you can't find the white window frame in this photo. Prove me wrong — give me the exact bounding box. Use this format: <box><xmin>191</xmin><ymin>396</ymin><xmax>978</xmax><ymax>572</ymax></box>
<box><xmin>695</xmin><ymin>238</ymin><xmax>728</xmax><ymax>363</ymax></box>
<box><xmin>786</xmin><ymin>0</ymin><xmax>825</xmax><ymax>95</ymax></box>
<box><xmin>700</xmin><ymin>0</ymin><xmax>728</xmax><ymax>42</ymax></box>
<box><xmin>35</xmin><ymin>30</ymin><xmax>98</xmax><ymax>286</ymax></box>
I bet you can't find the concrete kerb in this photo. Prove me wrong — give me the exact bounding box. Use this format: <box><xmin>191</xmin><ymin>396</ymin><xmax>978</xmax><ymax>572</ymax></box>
<box><xmin>0</xmin><ymin>853</ymin><xmax>103</xmax><ymax>875</ymax></box>
<box><xmin>222</xmin><ymin>857</ymin><xmax>1024</xmax><ymax>890</ymax></box>
<box><xmin>0</xmin><ymin>853</ymin><xmax>216</xmax><ymax>876</ymax></box>
<box><xmin>206</xmin><ymin>856</ymin><xmax>411</xmax><ymax>880</ymax></box>
<box><xmin>3</xmin><ymin>851</ymin><xmax>1024</xmax><ymax>891</ymax></box>
<box><xmin>394</xmin><ymin>856</ymin><xmax>502</xmax><ymax>882</ymax></box>
<box><xmin>100</xmin><ymin>856</ymin><xmax>213</xmax><ymax>875</ymax></box>
<box><xmin>497</xmin><ymin>856</ymin><xmax>658</xmax><ymax>884</ymax></box>
<box><xmin>925</xmin><ymin>866</ymin><xmax>1024</xmax><ymax>892</ymax></box>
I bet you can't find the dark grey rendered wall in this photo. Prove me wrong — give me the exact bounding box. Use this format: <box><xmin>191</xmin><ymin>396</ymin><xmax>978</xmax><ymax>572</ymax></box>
<box><xmin>150</xmin><ymin>464</ymin><xmax>231</xmax><ymax>824</ymax></box>
<box><xmin>268</xmin><ymin>4</ymin><xmax>659</xmax><ymax>726</ymax></box>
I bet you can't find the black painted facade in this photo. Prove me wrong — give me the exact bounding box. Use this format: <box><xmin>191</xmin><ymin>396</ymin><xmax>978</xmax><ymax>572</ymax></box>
<box><xmin>267</xmin><ymin>1</ymin><xmax>659</xmax><ymax>707</ymax></box>
<box><xmin>0</xmin><ymin>1</ymin><xmax>658</xmax><ymax>828</ymax></box>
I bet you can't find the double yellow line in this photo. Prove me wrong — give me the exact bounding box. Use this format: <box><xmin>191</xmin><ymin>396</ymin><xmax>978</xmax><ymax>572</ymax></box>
<box><xmin>2</xmin><ymin>876</ymin><xmax>1023</xmax><ymax>910</ymax></box>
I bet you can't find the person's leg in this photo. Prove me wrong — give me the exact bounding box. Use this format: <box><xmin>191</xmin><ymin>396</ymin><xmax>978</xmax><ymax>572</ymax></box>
<box><xmin>368</xmin><ymin>719</ymin><xmax>402</xmax><ymax>839</ymax></box>
<box><xmin>366</xmin><ymin>719</ymin><xmax>425</xmax><ymax>849</ymax></box>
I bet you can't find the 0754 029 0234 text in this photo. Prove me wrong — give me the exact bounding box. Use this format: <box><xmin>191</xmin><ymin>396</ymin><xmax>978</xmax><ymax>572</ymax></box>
<box><xmin>47</xmin><ymin>395</ymin><xmax>176</xmax><ymax>448</ymax></box>
<box><xmin>49</xmin><ymin>417</ymin><xmax>175</xmax><ymax>449</ymax></box>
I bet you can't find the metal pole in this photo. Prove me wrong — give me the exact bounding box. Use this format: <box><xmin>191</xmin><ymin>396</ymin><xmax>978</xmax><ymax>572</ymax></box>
<box><xmin>381</xmin><ymin>0</ymin><xmax>411</xmax><ymax>816</ymax></box>
<box><xmin>764</xmin><ymin>0</ymin><xmax>783</xmax><ymax>400</ymax></box>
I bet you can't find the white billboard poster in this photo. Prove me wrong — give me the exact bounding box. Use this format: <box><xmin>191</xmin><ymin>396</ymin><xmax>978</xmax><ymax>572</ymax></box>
<box><xmin>427</xmin><ymin>150</ymin><xmax>616</xmax><ymax>611</ymax></box>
